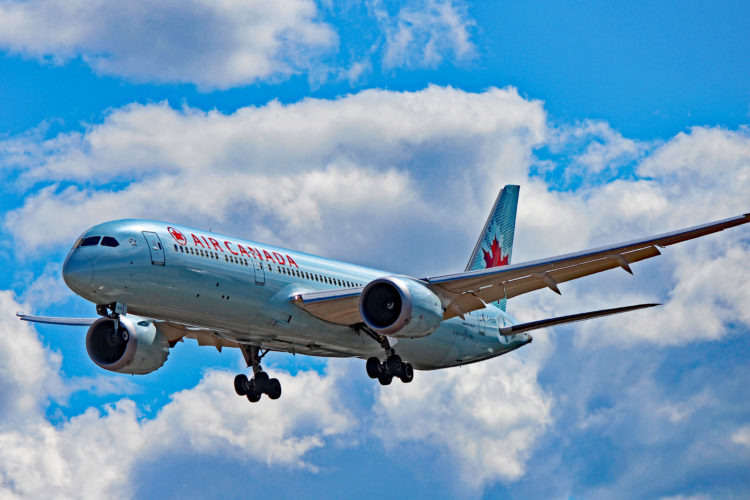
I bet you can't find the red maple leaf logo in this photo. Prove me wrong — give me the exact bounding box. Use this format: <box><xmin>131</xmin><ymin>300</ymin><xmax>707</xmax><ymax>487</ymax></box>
<box><xmin>482</xmin><ymin>236</ymin><xmax>509</xmax><ymax>268</ymax></box>
<box><xmin>168</xmin><ymin>226</ymin><xmax>187</xmax><ymax>245</ymax></box>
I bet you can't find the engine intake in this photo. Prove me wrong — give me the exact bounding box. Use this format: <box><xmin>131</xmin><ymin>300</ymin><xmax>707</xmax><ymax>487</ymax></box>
<box><xmin>359</xmin><ymin>276</ymin><xmax>443</xmax><ymax>338</ymax></box>
<box><xmin>86</xmin><ymin>316</ymin><xmax>170</xmax><ymax>375</ymax></box>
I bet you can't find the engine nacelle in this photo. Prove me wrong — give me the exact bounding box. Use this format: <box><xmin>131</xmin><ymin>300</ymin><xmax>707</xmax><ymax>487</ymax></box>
<box><xmin>359</xmin><ymin>276</ymin><xmax>443</xmax><ymax>338</ymax></box>
<box><xmin>86</xmin><ymin>316</ymin><xmax>170</xmax><ymax>375</ymax></box>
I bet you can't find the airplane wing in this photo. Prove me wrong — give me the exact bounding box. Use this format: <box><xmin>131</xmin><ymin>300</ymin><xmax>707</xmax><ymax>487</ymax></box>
<box><xmin>17</xmin><ymin>312</ymin><xmax>242</xmax><ymax>351</ymax></box>
<box><xmin>429</xmin><ymin>213</ymin><xmax>750</xmax><ymax>319</ymax></box>
<box><xmin>17</xmin><ymin>313</ymin><xmax>98</xmax><ymax>326</ymax></box>
<box><xmin>295</xmin><ymin>213</ymin><xmax>750</xmax><ymax>324</ymax></box>
<box><xmin>497</xmin><ymin>303</ymin><xmax>659</xmax><ymax>336</ymax></box>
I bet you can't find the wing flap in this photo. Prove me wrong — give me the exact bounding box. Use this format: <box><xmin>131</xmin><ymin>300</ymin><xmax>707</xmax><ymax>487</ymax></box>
<box><xmin>293</xmin><ymin>288</ymin><xmax>364</xmax><ymax>325</ymax></box>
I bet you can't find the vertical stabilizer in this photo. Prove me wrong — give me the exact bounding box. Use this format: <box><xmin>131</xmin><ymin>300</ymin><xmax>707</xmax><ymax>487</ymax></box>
<box><xmin>465</xmin><ymin>185</ymin><xmax>520</xmax><ymax>310</ymax></box>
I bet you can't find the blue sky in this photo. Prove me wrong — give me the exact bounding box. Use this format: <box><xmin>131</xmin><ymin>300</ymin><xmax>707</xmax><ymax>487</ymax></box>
<box><xmin>0</xmin><ymin>1</ymin><xmax>749</xmax><ymax>498</ymax></box>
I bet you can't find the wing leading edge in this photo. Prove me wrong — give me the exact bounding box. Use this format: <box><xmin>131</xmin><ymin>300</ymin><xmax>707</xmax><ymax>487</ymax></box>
<box><xmin>294</xmin><ymin>213</ymin><xmax>750</xmax><ymax>325</ymax></box>
<box><xmin>429</xmin><ymin>213</ymin><xmax>750</xmax><ymax>319</ymax></box>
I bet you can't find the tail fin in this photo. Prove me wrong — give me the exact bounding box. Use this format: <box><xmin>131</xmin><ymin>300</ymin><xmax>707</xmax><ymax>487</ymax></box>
<box><xmin>465</xmin><ymin>185</ymin><xmax>519</xmax><ymax>310</ymax></box>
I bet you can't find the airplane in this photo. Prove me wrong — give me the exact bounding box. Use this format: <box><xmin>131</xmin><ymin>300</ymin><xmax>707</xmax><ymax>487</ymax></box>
<box><xmin>17</xmin><ymin>185</ymin><xmax>750</xmax><ymax>403</ymax></box>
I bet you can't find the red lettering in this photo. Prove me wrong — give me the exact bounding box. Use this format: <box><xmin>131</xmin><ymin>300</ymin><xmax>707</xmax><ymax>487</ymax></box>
<box><xmin>249</xmin><ymin>247</ymin><xmax>263</xmax><ymax>260</ymax></box>
<box><xmin>263</xmin><ymin>249</ymin><xmax>275</xmax><ymax>263</ymax></box>
<box><xmin>192</xmin><ymin>234</ymin><xmax>205</xmax><ymax>248</ymax></box>
<box><xmin>272</xmin><ymin>252</ymin><xmax>286</xmax><ymax>265</ymax></box>
<box><xmin>237</xmin><ymin>244</ymin><xmax>250</xmax><ymax>258</ymax></box>
<box><xmin>224</xmin><ymin>241</ymin><xmax>238</xmax><ymax>255</ymax></box>
<box><xmin>208</xmin><ymin>237</ymin><xmax>223</xmax><ymax>252</ymax></box>
<box><xmin>201</xmin><ymin>236</ymin><xmax>211</xmax><ymax>248</ymax></box>
<box><xmin>286</xmin><ymin>255</ymin><xmax>298</xmax><ymax>268</ymax></box>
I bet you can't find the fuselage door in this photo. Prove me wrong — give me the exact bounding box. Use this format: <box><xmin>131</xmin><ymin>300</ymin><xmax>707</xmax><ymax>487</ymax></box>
<box><xmin>142</xmin><ymin>231</ymin><xmax>165</xmax><ymax>265</ymax></box>
<box><xmin>253</xmin><ymin>259</ymin><xmax>265</xmax><ymax>285</ymax></box>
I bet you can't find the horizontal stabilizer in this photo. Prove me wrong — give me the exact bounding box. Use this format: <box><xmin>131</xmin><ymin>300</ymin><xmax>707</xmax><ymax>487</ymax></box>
<box><xmin>17</xmin><ymin>313</ymin><xmax>97</xmax><ymax>326</ymax></box>
<box><xmin>498</xmin><ymin>303</ymin><xmax>659</xmax><ymax>336</ymax></box>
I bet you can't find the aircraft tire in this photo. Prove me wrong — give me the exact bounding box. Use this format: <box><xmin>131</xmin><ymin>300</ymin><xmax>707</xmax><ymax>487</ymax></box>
<box><xmin>386</xmin><ymin>354</ymin><xmax>402</xmax><ymax>376</ymax></box>
<box><xmin>400</xmin><ymin>363</ymin><xmax>414</xmax><ymax>383</ymax></box>
<box><xmin>366</xmin><ymin>357</ymin><xmax>380</xmax><ymax>378</ymax></box>
<box><xmin>246</xmin><ymin>380</ymin><xmax>261</xmax><ymax>402</ymax></box>
<box><xmin>234</xmin><ymin>374</ymin><xmax>249</xmax><ymax>396</ymax></box>
<box><xmin>378</xmin><ymin>373</ymin><xmax>393</xmax><ymax>385</ymax></box>
<box><xmin>268</xmin><ymin>378</ymin><xmax>282</xmax><ymax>400</ymax></box>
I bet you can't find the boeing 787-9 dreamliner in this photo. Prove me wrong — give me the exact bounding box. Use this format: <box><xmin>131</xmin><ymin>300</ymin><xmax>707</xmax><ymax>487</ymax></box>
<box><xmin>18</xmin><ymin>186</ymin><xmax>750</xmax><ymax>402</ymax></box>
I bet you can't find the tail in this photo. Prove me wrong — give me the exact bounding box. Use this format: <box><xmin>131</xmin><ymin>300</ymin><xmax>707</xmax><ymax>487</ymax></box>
<box><xmin>465</xmin><ymin>185</ymin><xmax>519</xmax><ymax>311</ymax></box>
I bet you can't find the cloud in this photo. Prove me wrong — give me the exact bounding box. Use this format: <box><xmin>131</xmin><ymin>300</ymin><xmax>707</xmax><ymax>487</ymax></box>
<box><xmin>0</xmin><ymin>287</ymin><xmax>553</xmax><ymax>497</ymax></box>
<box><xmin>3</xmin><ymin>86</ymin><xmax>750</xmax><ymax>349</ymax></box>
<box><xmin>0</xmin><ymin>288</ymin><xmax>356</xmax><ymax>498</ymax></box>
<box><xmin>373</xmin><ymin>355</ymin><xmax>552</xmax><ymax>490</ymax></box>
<box><xmin>731</xmin><ymin>425</ymin><xmax>750</xmax><ymax>449</ymax></box>
<box><xmin>0</xmin><ymin>0</ymin><xmax>336</xmax><ymax>89</ymax></box>
<box><xmin>0</xmin><ymin>290</ymin><xmax>65</xmax><ymax>425</ymax></box>
<box><xmin>2</xmin><ymin>88</ymin><xmax>750</xmax><ymax>496</ymax></box>
<box><xmin>1</xmin><ymin>86</ymin><xmax>545</xmax><ymax>273</ymax></box>
<box><xmin>373</xmin><ymin>0</ymin><xmax>476</xmax><ymax>69</ymax></box>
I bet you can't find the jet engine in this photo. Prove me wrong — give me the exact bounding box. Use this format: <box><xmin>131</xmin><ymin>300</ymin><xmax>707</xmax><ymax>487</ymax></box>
<box><xmin>359</xmin><ymin>276</ymin><xmax>443</xmax><ymax>338</ymax></box>
<box><xmin>86</xmin><ymin>316</ymin><xmax>170</xmax><ymax>375</ymax></box>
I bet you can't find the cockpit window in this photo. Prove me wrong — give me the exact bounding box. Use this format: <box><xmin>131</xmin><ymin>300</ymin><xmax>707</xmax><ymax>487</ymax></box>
<box><xmin>101</xmin><ymin>236</ymin><xmax>119</xmax><ymax>247</ymax></box>
<box><xmin>80</xmin><ymin>236</ymin><xmax>101</xmax><ymax>247</ymax></box>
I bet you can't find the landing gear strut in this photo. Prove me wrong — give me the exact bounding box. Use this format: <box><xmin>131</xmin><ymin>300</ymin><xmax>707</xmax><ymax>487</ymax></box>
<box><xmin>97</xmin><ymin>302</ymin><xmax>127</xmax><ymax>332</ymax></box>
<box><xmin>234</xmin><ymin>345</ymin><xmax>282</xmax><ymax>402</ymax></box>
<box><xmin>358</xmin><ymin>326</ymin><xmax>414</xmax><ymax>385</ymax></box>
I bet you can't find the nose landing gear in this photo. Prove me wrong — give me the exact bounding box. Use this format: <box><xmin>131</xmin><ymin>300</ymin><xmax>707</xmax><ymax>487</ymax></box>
<box><xmin>235</xmin><ymin>345</ymin><xmax>282</xmax><ymax>402</ymax></box>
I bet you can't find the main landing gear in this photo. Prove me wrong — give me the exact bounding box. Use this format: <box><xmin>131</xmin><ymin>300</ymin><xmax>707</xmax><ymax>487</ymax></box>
<box><xmin>234</xmin><ymin>345</ymin><xmax>281</xmax><ymax>403</ymax></box>
<box><xmin>359</xmin><ymin>327</ymin><xmax>414</xmax><ymax>385</ymax></box>
<box><xmin>366</xmin><ymin>353</ymin><xmax>414</xmax><ymax>385</ymax></box>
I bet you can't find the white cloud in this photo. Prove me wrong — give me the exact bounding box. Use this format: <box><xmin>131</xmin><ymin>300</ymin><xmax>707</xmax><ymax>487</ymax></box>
<box><xmin>372</xmin><ymin>355</ymin><xmax>552</xmax><ymax>489</ymax></box>
<box><xmin>1</xmin><ymin>86</ymin><xmax>545</xmax><ymax>271</ymax></box>
<box><xmin>0</xmin><ymin>287</ymin><xmax>356</xmax><ymax>498</ymax></box>
<box><xmin>3</xmin><ymin>87</ymin><xmax>750</xmax><ymax>349</ymax></box>
<box><xmin>373</xmin><ymin>0</ymin><xmax>476</xmax><ymax>69</ymax></box>
<box><xmin>0</xmin><ymin>286</ymin><xmax>552</xmax><ymax>496</ymax></box>
<box><xmin>0</xmin><ymin>0</ymin><xmax>336</xmax><ymax>89</ymax></box>
<box><xmin>731</xmin><ymin>424</ymin><xmax>750</xmax><ymax>449</ymax></box>
<box><xmin>0</xmin><ymin>290</ymin><xmax>65</xmax><ymax>425</ymax></box>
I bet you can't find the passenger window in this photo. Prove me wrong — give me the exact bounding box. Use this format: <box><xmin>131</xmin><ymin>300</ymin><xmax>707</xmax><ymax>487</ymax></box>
<box><xmin>80</xmin><ymin>236</ymin><xmax>101</xmax><ymax>247</ymax></box>
<box><xmin>101</xmin><ymin>237</ymin><xmax>119</xmax><ymax>247</ymax></box>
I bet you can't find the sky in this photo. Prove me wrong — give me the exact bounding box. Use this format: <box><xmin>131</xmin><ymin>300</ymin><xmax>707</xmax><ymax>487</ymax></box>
<box><xmin>0</xmin><ymin>0</ymin><xmax>749</xmax><ymax>498</ymax></box>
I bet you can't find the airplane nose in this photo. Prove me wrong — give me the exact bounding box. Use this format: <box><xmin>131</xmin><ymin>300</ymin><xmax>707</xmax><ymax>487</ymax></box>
<box><xmin>62</xmin><ymin>250</ymin><xmax>93</xmax><ymax>291</ymax></box>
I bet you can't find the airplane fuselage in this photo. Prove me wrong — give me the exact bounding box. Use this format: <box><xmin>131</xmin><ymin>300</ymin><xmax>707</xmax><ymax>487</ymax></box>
<box><xmin>62</xmin><ymin>219</ymin><xmax>531</xmax><ymax>370</ymax></box>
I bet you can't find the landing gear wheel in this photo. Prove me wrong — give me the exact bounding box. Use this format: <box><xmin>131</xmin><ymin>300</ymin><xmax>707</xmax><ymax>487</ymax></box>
<box><xmin>386</xmin><ymin>354</ymin><xmax>402</xmax><ymax>375</ymax></box>
<box><xmin>246</xmin><ymin>387</ymin><xmax>261</xmax><ymax>403</ymax></box>
<box><xmin>268</xmin><ymin>379</ymin><xmax>282</xmax><ymax>400</ymax></box>
<box><xmin>378</xmin><ymin>373</ymin><xmax>393</xmax><ymax>385</ymax></box>
<box><xmin>366</xmin><ymin>357</ymin><xmax>381</xmax><ymax>379</ymax></box>
<box><xmin>400</xmin><ymin>363</ymin><xmax>414</xmax><ymax>383</ymax></box>
<box><xmin>236</xmin><ymin>346</ymin><xmax>283</xmax><ymax>402</ymax></box>
<box><xmin>234</xmin><ymin>374</ymin><xmax>249</xmax><ymax>395</ymax></box>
